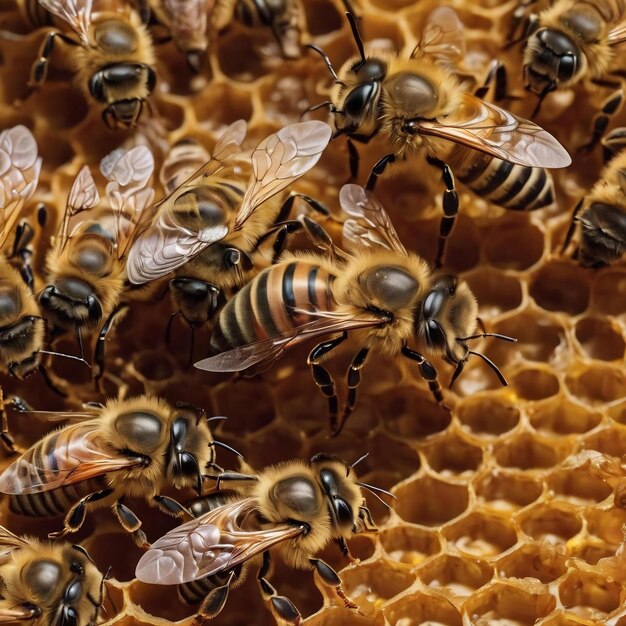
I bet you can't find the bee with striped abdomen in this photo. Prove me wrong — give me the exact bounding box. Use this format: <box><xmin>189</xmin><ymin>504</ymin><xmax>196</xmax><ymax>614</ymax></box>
<box><xmin>0</xmin><ymin>396</ymin><xmax>231</xmax><ymax>547</ymax></box>
<box><xmin>196</xmin><ymin>184</ymin><xmax>515</xmax><ymax>435</ymax></box>
<box><xmin>26</xmin><ymin>0</ymin><xmax>157</xmax><ymax>129</ymax></box>
<box><xmin>0</xmin><ymin>525</ymin><xmax>106</xmax><ymax>626</ymax></box>
<box><xmin>310</xmin><ymin>7</ymin><xmax>571</xmax><ymax>267</ymax></box>
<box><xmin>136</xmin><ymin>454</ymin><xmax>381</xmax><ymax>624</ymax></box>
<box><xmin>509</xmin><ymin>0</ymin><xmax>626</xmax><ymax>149</ymax></box>
<box><xmin>125</xmin><ymin>120</ymin><xmax>332</xmax><ymax>358</ymax></box>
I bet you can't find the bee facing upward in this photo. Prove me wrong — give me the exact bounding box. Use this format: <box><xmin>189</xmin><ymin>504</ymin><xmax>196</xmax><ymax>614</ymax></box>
<box><xmin>0</xmin><ymin>396</ymin><xmax>227</xmax><ymax>548</ymax></box>
<box><xmin>510</xmin><ymin>0</ymin><xmax>626</xmax><ymax>146</ymax></box>
<box><xmin>0</xmin><ymin>525</ymin><xmax>106</xmax><ymax>626</ymax></box>
<box><xmin>197</xmin><ymin>185</ymin><xmax>515</xmax><ymax>435</ymax></box>
<box><xmin>310</xmin><ymin>8</ymin><xmax>571</xmax><ymax>267</ymax></box>
<box><xmin>136</xmin><ymin>454</ymin><xmax>380</xmax><ymax>624</ymax></box>
<box><xmin>125</xmin><ymin>120</ymin><xmax>332</xmax><ymax>341</ymax></box>
<box><xmin>28</xmin><ymin>0</ymin><xmax>157</xmax><ymax>129</ymax></box>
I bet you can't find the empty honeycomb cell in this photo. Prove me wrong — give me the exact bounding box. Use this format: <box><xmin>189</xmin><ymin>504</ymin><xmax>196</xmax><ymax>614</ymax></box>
<box><xmin>570</xmin><ymin>542</ymin><xmax>616</xmax><ymax>566</ymax></box>
<box><xmin>511</xmin><ymin>367</ymin><xmax>560</xmax><ymax>401</ymax></box>
<box><xmin>530</xmin><ymin>262</ymin><xmax>590</xmax><ymax>315</ymax></box>
<box><xmin>127</xmin><ymin>583</ymin><xmax>193</xmax><ymax>622</ymax></box>
<box><xmin>302</xmin><ymin>0</ymin><xmax>343</xmax><ymax>35</ymax></box>
<box><xmin>462</xmin><ymin>582</ymin><xmax>557</xmax><ymax>625</ymax></box>
<box><xmin>237</xmin><ymin>425</ymin><xmax>303</xmax><ymax>468</ymax></box>
<box><xmin>438</xmin><ymin>214</ymin><xmax>482</xmax><ymax>273</ymax></box>
<box><xmin>492</xmin><ymin>314</ymin><xmax>565</xmax><ymax>363</ymax></box>
<box><xmin>519</xmin><ymin>503</ymin><xmax>583</xmax><ymax>545</ymax></box>
<box><xmin>496</xmin><ymin>544</ymin><xmax>567</xmax><ymax>584</ymax></box>
<box><xmin>565</xmin><ymin>364</ymin><xmax>626</xmax><ymax>405</ymax></box>
<box><xmin>494</xmin><ymin>433</ymin><xmax>563</xmax><ymax>469</ymax></box>
<box><xmin>304</xmin><ymin>607</ymin><xmax>376</xmax><ymax>626</ymax></box>
<box><xmin>215</xmin><ymin>32</ymin><xmax>268</xmax><ymax>81</ymax></box>
<box><xmin>418</xmin><ymin>554</ymin><xmax>494</xmax><ymax>597</ymax></box>
<box><xmin>213</xmin><ymin>379</ymin><xmax>275</xmax><ymax>434</ymax></box>
<box><xmin>474</xmin><ymin>472</ymin><xmax>543</xmax><ymax>511</ymax></box>
<box><xmin>483</xmin><ymin>215</ymin><xmax>545</xmax><ymax>271</ymax></box>
<box><xmin>394</xmin><ymin>476</ymin><xmax>469</xmax><ymax>526</ymax></box>
<box><xmin>380</xmin><ymin>525</ymin><xmax>441</xmax><ymax>566</ymax></box>
<box><xmin>259</xmin><ymin>74</ymin><xmax>315</xmax><ymax>122</ymax></box>
<box><xmin>582</xmin><ymin>425</ymin><xmax>626</xmax><ymax>459</ymax></box>
<box><xmin>586</xmin><ymin>508</ymin><xmax>626</xmax><ymax>545</ymax></box>
<box><xmin>558</xmin><ymin>571</ymin><xmax>622</xmax><ymax>619</ymax></box>
<box><xmin>574</xmin><ymin>317</ymin><xmax>626</xmax><ymax>361</ymax></box>
<box><xmin>420</xmin><ymin>432</ymin><xmax>483</xmax><ymax>475</ymax></box>
<box><xmin>548</xmin><ymin>466</ymin><xmax>612</xmax><ymax>505</ymax></box>
<box><xmin>192</xmin><ymin>82</ymin><xmax>253</xmax><ymax>124</ymax></box>
<box><xmin>339</xmin><ymin>560</ymin><xmax>415</xmax><ymax>615</ymax></box>
<box><xmin>444</xmin><ymin>512</ymin><xmax>518</xmax><ymax>558</ymax></box>
<box><xmin>464</xmin><ymin>269</ymin><xmax>523</xmax><ymax>317</ymax></box>
<box><xmin>36</xmin><ymin>131</ymin><xmax>74</xmax><ymax>168</ymax></box>
<box><xmin>355</xmin><ymin>14</ymin><xmax>405</xmax><ymax>51</ymax></box>
<box><xmin>590</xmin><ymin>270</ymin><xmax>626</xmax><ymax>315</ymax></box>
<box><xmin>381</xmin><ymin>592</ymin><xmax>463</xmax><ymax>626</ymax></box>
<box><xmin>456</xmin><ymin>394</ymin><xmax>520</xmax><ymax>437</ymax></box>
<box><xmin>132</xmin><ymin>350</ymin><xmax>176</xmax><ymax>382</ymax></box>
<box><xmin>528</xmin><ymin>400</ymin><xmax>602</xmax><ymax>435</ymax></box>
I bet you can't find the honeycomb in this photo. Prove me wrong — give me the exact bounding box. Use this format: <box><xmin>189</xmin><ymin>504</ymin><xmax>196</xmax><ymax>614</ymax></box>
<box><xmin>1</xmin><ymin>0</ymin><xmax>626</xmax><ymax>624</ymax></box>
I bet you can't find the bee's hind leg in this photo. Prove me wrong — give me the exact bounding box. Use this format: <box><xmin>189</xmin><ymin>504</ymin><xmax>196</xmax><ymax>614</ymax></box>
<box><xmin>194</xmin><ymin>570</ymin><xmax>237</xmax><ymax>624</ymax></box>
<box><xmin>310</xmin><ymin>558</ymin><xmax>357</xmax><ymax>610</ymax></box>
<box><xmin>259</xmin><ymin>552</ymin><xmax>302</xmax><ymax>625</ymax></box>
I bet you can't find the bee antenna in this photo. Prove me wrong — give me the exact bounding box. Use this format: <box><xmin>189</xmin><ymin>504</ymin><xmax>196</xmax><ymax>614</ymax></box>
<box><xmin>39</xmin><ymin>349</ymin><xmax>92</xmax><ymax>366</ymax></box>
<box><xmin>301</xmin><ymin>101</ymin><xmax>345</xmax><ymax>119</ymax></box>
<box><xmin>346</xmin><ymin>12</ymin><xmax>366</xmax><ymax>68</ymax></box>
<box><xmin>212</xmin><ymin>439</ymin><xmax>244</xmax><ymax>458</ymax></box>
<box><xmin>356</xmin><ymin>481</ymin><xmax>396</xmax><ymax>509</ymax></box>
<box><xmin>468</xmin><ymin>350</ymin><xmax>508</xmax><ymax>386</ymax></box>
<box><xmin>186</xmin><ymin>324</ymin><xmax>195</xmax><ymax>370</ymax></box>
<box><xmin>74</xmin><ymin>325</ymin><xmax>88</xmax><ymax>365</ymax></box>
<box><xmin>349</xmin><ymin>452</ymin><xmax>369</xmax><ymax>475</ymax></box>
<box><xmin>457</xmin><ymin>332</ymin><xmax>517</xmax><ymax>343</ymax></box>
<box><xmin>449</xmin><ymin>360</ymin><xmax>465</xmax><ymax>390</ymax></box>
<box><xmin>207</xmin><ymin>415</ymin><xmax>228</xmax><ymax>423</ymax></box>
<box><xmin>307</xmin><ymin>44</ymin><xmax>346</xmax><ymax>85</ymax></box>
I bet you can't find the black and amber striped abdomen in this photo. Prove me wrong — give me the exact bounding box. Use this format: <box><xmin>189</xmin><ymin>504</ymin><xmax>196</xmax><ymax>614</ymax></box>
<box><xmin>210</xmin><ymin>260</ymin><xmax>336</xmax><ymax>353</ymax></box>
<box><xmin>453</xmin><ymin>150</ymin><xmax>554</xmax><ymax>211</ymax></box>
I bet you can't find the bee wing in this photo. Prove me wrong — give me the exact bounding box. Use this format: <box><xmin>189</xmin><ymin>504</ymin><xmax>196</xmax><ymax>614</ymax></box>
<box><xmin>195</xmin><ymin>311</ymin><xmax>384</xmax><ymax>373</ymax></box>
<box><xmin>339</xmin><ymin>184</ymin><xmax>408</xmax><ymax>256</ymax></box>
<box><xmin>417</xmin><ymin>93</ymin><xmax>572</xmax><ymax>168</ymax></box>
<box><xmin>212</xmin><ymin>119</ymin><xmax>247</xmax><ymax>162</ymax></box>
<box><xmin>0</xmin><ymin>605</ymin><xmax>42</xmax><ymax>622</ymax></box>
<box><xmin>0</xmin><ymin>421</ymin><xmax>145</xmax><ymax>495</ymax></box>
<box><xmin>101</xmin><ymin>146</ymin><xmax>156</xmax><ymax>259</ymax></box>
<box><xmin>135</xmin><ymin>497</ymin><xmax>305</xmax><ymax>584</ymax></box>
<box><xmin>0</xmin><ymin>126</ymin><xmax>42</xmax><ymax>249</ymax></box>
<box><xmin>608</xmin><ymin>20</ymin><xmax>626</xmax><ymax>45</ymax></box>
<box><xmin>0</xmin><ymin>526</ymin><xmax>29</xmax><ymax>564</ymax></box>
<box><xmin>38</xmin><ymin>0</ymin><xmax>92</xmax><ymax>44</ymax></box>
<box><xmin>162</xmin><ymin>0</ymin><xmax>210</xmax><ymax>51</ymax></box>
<box><xmin>233</xmin><ymin>121</ymin><xmax>332</xmax><ymax>231</ymax></box>
<box><xmin>413</xmin><ymin>6</ymin><xmax>465</xmax><ymax>66</ymax></box>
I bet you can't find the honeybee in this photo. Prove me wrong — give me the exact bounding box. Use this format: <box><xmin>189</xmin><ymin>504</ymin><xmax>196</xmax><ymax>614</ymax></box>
<box><xmin>509</xmin><ymin>0</ymin><xmax>626</xmax><ymax>147</ymax></box>
<box><xmin>136</xmin><ymin>453</ymin><xmax>380</xmax><ymax>624</ymax></box>
<box><xmin>0</xmin><ymin>396</ymin><xmax>232</xmax><ymax>548</ymax></box>
<box><xmin>310</xmin><ymin>8</ymin><xmax>571</xmax><ymax>267</ymax></box>
<box><xmin>562</xmin><ymin>126</ymin><xmax>626</xmax><ymax>266</ymax></box>
<box><xmin>27</xmin><ymin>0</ymin><xmax>157</xmax><ymax>129</ymax></box>
<box><xmin>0</xmin><ymin>525</ymin><xmax>106</xmax><ymax>625</ymax></box>
<box><xmin>39</xmin><ymin>145</ymin><xmax>155</xmax><ymax>380</ymax></box>
<box><xmin>125</xmin><ymin>120</ymin><xmax>332</xmax><ymax>354</ymax></box>
<box><xmin>196</xmin><ymin>185</ymin><xmax>515</xmax><ymax>435</ymax></box>
<box><xmin>0</xmin><ymin>125</ymin><xmax>44</xmax><ymax>381</ymax></box>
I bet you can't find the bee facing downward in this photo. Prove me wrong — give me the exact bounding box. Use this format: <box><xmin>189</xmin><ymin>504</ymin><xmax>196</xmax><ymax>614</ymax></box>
<box><xmin>0</xmin><ymin>525</ymin><xmax>106</xmax><ymax>626</ymax></box>
<box><xmin>196</xmin><ymin>184</ymin><xmax>515</xmax><ymax>435</ymax></box>
<box><xmin>310</xmin><ymin>8</ymin><xmax>571</xmax><ymax>267</ymax></box>
<box><xmin>0</xmin><ymin>396</ymin><xmax>230</xmax><ymax>548</ymax></box>
<box><xmin>136</xmin><ymin>454</ymin><xmax>380</xmax><ymax>625</ymax></box>
<box><xmin>28</xmin><ymin>0</ymin><xmax>157</xmax><ymax>129</ymax></box>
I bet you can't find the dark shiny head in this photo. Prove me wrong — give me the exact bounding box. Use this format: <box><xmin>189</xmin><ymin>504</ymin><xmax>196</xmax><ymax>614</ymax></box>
<box><xmin>38</xmin><ymin>279</ymin><xmax>102</xmax><ymax>328</ymax></box>
<box><xmin>385</xmin><ymin>71</ymin><xmax>438</xmax><ymax>118</ymax></box>
<box><xmin>578</xmin><ymin>202</ymin><xmax>626</xmax><ymax>267</ymax></box>
<box><xmin>311</xmin><ymin>454</ymin><xmax>357</xmax><ymax>531</ymax></box>
<box><xmin>359</xmin><ymin>265</ymin><xmax>419</xmax><ymax>310</ymax></box>
<box><xmin>169</xmin><ymin>278</ymin><xmax>221</xmax><ymax>326</ymax></box>
<box><xmin>166</xmin><ymin>416</ymin><xmax>203</xmax><ymax>492</ymax></box>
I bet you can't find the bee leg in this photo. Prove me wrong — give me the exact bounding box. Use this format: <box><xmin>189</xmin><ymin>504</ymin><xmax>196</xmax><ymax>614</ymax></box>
<box><xmin>112</xmin><ymin>497</ymin><xmax>149</xmax><ymax>548</ymax></box>
<box><xmin>579</xmin><ymin>84</ymin><xmax>624</xmax><ymax>154</ymax></box>
<box><xmin>93</xmin><ymin>304</ymin><xmax>129</xmax><ymax>392</ymax></box>
<box><xmin>194</xmin><ymin>570</ymin><xmax>236</xmax><ymax>623</ymax></box>
<box><xmin>401</xmin><ymin>345</ymin><xmax>450</xmax><ymax>411</ymax></box>
<box><xmin>561</xmin><ymin>198</ymin><xmax>584</xmax><ymax>254</ymax></box>
<box><xmin>333</xmin><ymin>347</ymin><xmax>369</xmax><ymax>437</ymax></box>
<box><xmin>213</xmin><ymin>471</ymin><xmax>259</xmax><ymax>490</ymax></box>
<box><xmin>474</xmin><ymin>60</ymin><xmax>517</xmax><ymax>103</ymax></box>
<box><xmin>49</xmin><ymin>489</ymin><xmax>114</xmax><ymax>539</ymax></box>
<box><xmin>9</xmin><ymin>221</ymin><xmax>35</xmax><ymax>291</ymax></box>
<box><xmin>258</xmin><ymin>552</ymin><xmax>302</xmax><ymax>625</ymax></box>
<box><xmin>299</xmin><ymin>216</ymin><xmax>348</xmax><ymax>262</ymax></box>
<box><xmin>153</xmin><ymin>495</ymin><xmax>192</xmax><ymax>519</ymax></box>
<box><xmin>0</xmin><ymin>389</ymin><xmax>28</xmax><ymax>454</ymax></box>
<box><xmin>310</xmin><ymin>558</ymin><xmax>357</xmax><ymax>610</ymax></box>
<box><xmin>365</xmin><ymin>154</ymin><xmax>396</xmax><ymax>192</ymax></box>
<box><xmin>347</xmin><ymin>139</ymin><xmax>359</xmax><ymax>181</ymax></box>
<box><xmin>307</xmin><ymin>333</ymin><xmax>348</xmax><ymax>434</ymax></box>
<box><xmin>427</xmin><ymin>157</ymin><xmax>458</xmax><ymax>269</ymax></box>
<box><xmin>28</xmin><ymin>30</ymin><xmax>79</xmax><ymax>92</ymax></box>
<box><xmin>505</xmin><ymin>0</ymin><xmax>539</xmax><ymax>47</ymax></box>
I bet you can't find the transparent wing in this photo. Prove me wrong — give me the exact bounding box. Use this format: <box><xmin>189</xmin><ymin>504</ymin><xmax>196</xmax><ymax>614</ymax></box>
<box><xmin>233</xmin><ymin>120</ymin><xmax>332</xmax><ymax>230</ymax></box>
<box><xmin>339</xmin><ymin>184</ymin><xmax>407</xmax><ymax>255</ymax></box>
<box><xmin>416</xmin><ymin>6</ymin><xmax>465</xmax><ymax>66</ymax></box>
<box><xmin>195</xmin><ymin>311</ymin><xmax>385</xmax><ymax>373</ymax></box>
<box><xmin>212</xmin><ymin>119</ymin><xmax>247</xmax><ymax>162</ymax></box>
<box><xmin>160</xmin><ymin>139</ymin><xmax>211</xmax><ymax>195</ymax></box>
<box><xmin>38</xmin><ymin>0</ymin><xmax>92</xmax><ymax>44</ymax></box>
<box><xmin>163</xmin><ymin>0</ymin><xmax>210</xmax><ymax>52</ymax></box>
<box><xmin>0</xmin><ymin>421</ymin><xmax>144</xmax><ymax>495</ymax></box>
<box><xmin>135</xmin><ymin>497</ymin><xmax>305</xmax><ymax>585</ymax></box>
<box><xmin>100</xmin><ymin>146</ymin><xmax>155</xmax><ymax>259</ymax></box>
<box><xmin>0</xmin><ymin>125</ymin><xmax>42</xmax><ymax>249</ymax></box>
<box><xmin>608</xmin><ymin>20</ymin><xmax>626</xmax><ymax>45</ymax></box>
<box><xmin>417</xmin><ymin>93</ymin><xmax>572</xmax><ymax>168</ymax></box>
<box><xmin>0</xmin><ymin>526</ymin><xmax>29</xmax><ymax>564</ymax></box>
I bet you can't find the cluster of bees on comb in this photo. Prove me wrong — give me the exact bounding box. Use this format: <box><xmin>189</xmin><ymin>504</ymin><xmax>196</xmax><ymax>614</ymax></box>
<box><xmin>0</xmin><ymin>0</ymin><xmax>625</xmax><ymax>624</ymax></box>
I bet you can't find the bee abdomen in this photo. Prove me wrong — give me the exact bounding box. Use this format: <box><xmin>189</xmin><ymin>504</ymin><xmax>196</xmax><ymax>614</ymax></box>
<box><xmin>456</xmin><ymin>152</ymin><xmax>554</xmax><ymax>211</ymax></box>
<box><xmin>210</xmin><ymin>261</ymin><xmax>336</xmax><ymax>353</ymax></box>
<box><xmin>179</xmin><ymin>570</ymin><xmax>237</xmax><ymax>605</ymax></box>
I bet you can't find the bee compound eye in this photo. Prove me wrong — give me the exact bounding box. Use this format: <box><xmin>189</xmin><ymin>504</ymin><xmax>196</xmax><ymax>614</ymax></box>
<box><xmin>333</xmin><ymin>498</ymin><xmax>354</xmax><ymax>527</ymax></box>
<box><xmin>88</xmin><ymin>72</ymin><xmax>107</xmax><ymax>102</ymax></box>
<box><xmin>64</xmin><ymin>579</ymin><xmax>82</xmax><ymax>604</ymax></box>
<box><xmin>344</xmin><ymin>83</ymin><xmax>376</xmax><ymax>117</ymax></box>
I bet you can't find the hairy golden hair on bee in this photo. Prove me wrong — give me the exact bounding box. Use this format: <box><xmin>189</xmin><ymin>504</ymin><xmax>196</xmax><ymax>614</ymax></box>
<box><xmin>590</xmin><ymin>150</ymin><xmax>626</xmax><ymax>198</ymax></box>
